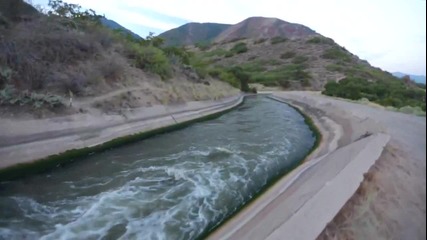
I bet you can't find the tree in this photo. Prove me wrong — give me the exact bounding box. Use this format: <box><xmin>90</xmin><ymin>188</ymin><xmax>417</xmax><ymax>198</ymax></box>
<box><xmin>230</xmin><ymin>67</ymin><xmax>250</xmax><ymax>92</ymax></box>
<box><xmin>143</xmin><ymin>32</ymin><xmax>164</xmax><ymax>47</ymax></box>
<box><xmin>47</xmin><ymin>0</ymin><xmax>102</xmax><ymax>23</ymax></box>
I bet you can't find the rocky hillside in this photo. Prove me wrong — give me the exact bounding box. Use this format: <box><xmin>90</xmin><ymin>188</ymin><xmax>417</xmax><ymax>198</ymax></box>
<box><xmin>214</xmin><ymin>17</ymin><xmax>317</xmax><ymax>43</ymax></box>
<box><xmin>0</xmin><ymin>0</ymin><xmax>239</xmax><ymax>118</ymax></box>
<box><xmin>159</xmin><ymin>23</ymin><xmax>231</xmax><ymax>46</ymax></box>
<box><xmin>189</xmin><ymin>36</ymin><xmax>395</xmax><ymax>90</ymax></box>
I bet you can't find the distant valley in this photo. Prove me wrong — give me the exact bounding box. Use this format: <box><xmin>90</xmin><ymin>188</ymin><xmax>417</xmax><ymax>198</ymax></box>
<box><xmin>392</xmin><ymin>72</ymin><xmax>426</xmax><ymax>84</ymax></box>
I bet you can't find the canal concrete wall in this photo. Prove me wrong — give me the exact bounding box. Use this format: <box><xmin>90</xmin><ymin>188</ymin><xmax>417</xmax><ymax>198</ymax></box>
<box><xmin>209</xmin><ymin>92</ymin><xmax>391</xmax><ymax>240</ymax></box>
<box><xmin>0</xmin><ymin>95</ymin><xmax>244</xmax><ymax>174</ymax></box>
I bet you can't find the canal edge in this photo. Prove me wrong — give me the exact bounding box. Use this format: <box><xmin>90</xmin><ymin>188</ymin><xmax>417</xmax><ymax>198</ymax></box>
<box><xmin>0</xmin><ymin>95</ymin><xmax>245</xmax><ymax>182</ymax></box>
<box><xmin>200</xmin><ymin>94</ymin><xmax>323</xmax><ymax>240</ymax></box>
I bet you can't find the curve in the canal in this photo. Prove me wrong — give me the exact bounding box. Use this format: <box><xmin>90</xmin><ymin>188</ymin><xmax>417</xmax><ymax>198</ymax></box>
<box><xmin>0</xmin><ymin>96</ymin><xmax>315</xmax><ymax>240</ymax></box>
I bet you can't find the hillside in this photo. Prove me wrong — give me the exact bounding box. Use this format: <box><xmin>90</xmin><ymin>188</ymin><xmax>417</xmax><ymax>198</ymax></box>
<box><xmin>184</xmin><ymin>35</ymin><xmax>425</xmax><ymax>110</ymax></box>
<box><xmin>214</xmin><ymin>17</ymin><xmax>317</xmax><ymax>43</ymax></box>
<box><xmin>0</xmin><ymin>0</ymin><xmax>239</xmax><ymax>118</ymax></box>
<box><xmin>189</xmin><ymin>36</ymin><xmax>373</xmax><ymax>90</ymax></box>
<box><xmin>159</xmin><ymin>23</ymin><xmax>231</xmax><ymax>46</ymax></box>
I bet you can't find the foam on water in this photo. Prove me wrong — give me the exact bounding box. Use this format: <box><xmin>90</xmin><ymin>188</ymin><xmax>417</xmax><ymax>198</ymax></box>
<box><xmin>0</xmin><ymin>97</ymin><xmax>315</xmax><ymax>240</ymax></box>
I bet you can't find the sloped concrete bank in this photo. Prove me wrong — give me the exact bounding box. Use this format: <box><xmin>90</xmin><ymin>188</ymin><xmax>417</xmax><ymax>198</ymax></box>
<box><xmin>208</xmin><ymin>92</ymin><xmax>391</xmax><ymax>240</ymax></box>
<box><xmin>0</xmin><ymin>95</ymin><xmax>244</xmax><ymax>181</ymax></box>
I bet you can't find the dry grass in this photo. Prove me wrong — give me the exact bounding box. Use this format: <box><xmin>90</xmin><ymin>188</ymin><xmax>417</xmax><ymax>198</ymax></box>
<box><xmin>0</xmin><ymin>16</ymin><xmax>119</xmax><ymax>94</ymax></box>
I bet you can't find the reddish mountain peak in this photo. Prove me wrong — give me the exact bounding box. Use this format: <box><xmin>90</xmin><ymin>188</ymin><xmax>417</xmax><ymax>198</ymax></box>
<box><xmin>215</xmin><ymin>17</ymin><xmax>317</xmax><ymax>43</ymax></box>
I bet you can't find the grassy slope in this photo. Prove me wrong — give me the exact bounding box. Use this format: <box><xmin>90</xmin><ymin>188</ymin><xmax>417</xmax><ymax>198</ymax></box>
<box><xmin>187</xmin><ymin>36</ymin><xmax>425</xmax><ymax>111</ymax></box>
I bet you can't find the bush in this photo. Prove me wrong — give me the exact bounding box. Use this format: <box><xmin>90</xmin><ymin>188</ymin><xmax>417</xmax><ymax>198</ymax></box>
<box><xmin>416</xmin><ymin>83</ymin><xmax>426</xmax><ymax>89</ymax></box>
<box><xmin>249</xmin><ymin>64</ymin><xmax>311</xmax><ymax>86</ymax></box>
<box><xmin>225</xmin><ymin>52</ymin><xmax>234</xmax><ymax>58</ymax></box>
<box><xmin>230</xmin><ymin>42</ymin><xmax>248</xmax><ymax>54</ymax></box>
<box><xmin>280</xmin><ymin>51</ymin><xmax>296</xmax><ymax>59</ymax></box>
<box><xmin>325</xmin><ymin>64</ymin><xmax>345</xmax><ymax>72</ymax></box>
<box><xmin>163</xmin><ymin>46</ymin><xmax>191</xmax><ymax>65</ymax></box>
<box><xmin>323</xmin><ymin>77</ymin><xmax>426</xmax><ymax>110</ymax></box>
<box><xmin>322</xmin><ymin>48</ymin><xmax>352</xmax><ymax>62</ymax></box>
<box><xmin>195</xmin><ymin>42</ymin><xmax>211</xmax><ymax>51</ymax></box>
<box><xmin>306</xmin><ymin>37</ymin><xmax>334</xmax><ymax>45</ymax></box>
<box><xmin>230</xmin><ymin>67</ymin><xmax>250</xmax><ymax>92</ymax></box>
<box><xmin>0</xmin><ymin>85</ymin><xmax>63</xmax><ymax>108</ymax></box>
<box><xmin>218</xmin><ymin>71</ymin><xmax>239</xmax><ymax>88</ymax></box>
<box><xmin>292</xmin><ymin>56</ymin><xmax>309</xmax><ymax>64</ymax></box>
<box><xmin>399</xmin><ymin>106</ymin><xmax>426</xmax><ymax>116</ymax></box>
<box><xmin>127</xmin><ymin>44</ymin><xmax>172</xmax><ymax>79</ymax></box>
<box><xmin>270</xmin><ymin>36</ymin><xmax>288</xmax><ymax>45</ymax></box>
<box><xmin>240</xmin><ymin>62</ymin><xmax>268</xmax><ymax>73</ymax></box>
<box><xmin>202</xmin><ymin>48</ymin><xmax>228</xmax><ymax>58</ymax></box>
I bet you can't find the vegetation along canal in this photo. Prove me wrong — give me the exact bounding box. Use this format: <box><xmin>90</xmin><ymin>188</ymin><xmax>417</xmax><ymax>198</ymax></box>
<box><xmin>0</xmin><ymin>96</ymin><xmax>316</xmax><ymax>240</ymax></box>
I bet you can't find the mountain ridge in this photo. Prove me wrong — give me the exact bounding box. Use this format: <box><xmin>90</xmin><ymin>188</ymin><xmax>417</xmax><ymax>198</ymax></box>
<box><xmin>392</xmin><ymin>72</ymin><xmax>426</xmax><ymax>84</ymax></box>
<box><xmin>214</xmin><ymin>17</ymin><xmax>317</xmax><ymax>43</ymax></box>
<box><xmin>159</xmin><ymin>17</ymin><xmax>317</xmax><ymax>46</ymax></box>
<box><xmin>100</xmin><ymin>18</ymin><xmax>142</xmax><ymax>39</ymax></box>
<box><xmin>159</xmin><ymin>22</ymin><xmax>231</xmax><ymax>46</ymax></box>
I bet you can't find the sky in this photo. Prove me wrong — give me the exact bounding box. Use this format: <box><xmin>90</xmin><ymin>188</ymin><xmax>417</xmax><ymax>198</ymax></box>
<box><xmin>32</xmin><ymin>0</ymin><xmax>426</xmax><ymax>75</ymax></box>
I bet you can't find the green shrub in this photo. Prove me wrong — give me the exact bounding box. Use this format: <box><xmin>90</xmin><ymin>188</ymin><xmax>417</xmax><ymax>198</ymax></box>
<box><xmin>416</xmin><ymin>83</ymin><xmax>426</xmax><ymax>89</ymax></box>
<box><xmin>218</xmin><ymin>71</ymin><xmax>239</xmax><ymax>88</ymax></box>
<box><xmin>249</xmin><ymin>64</ymin><xmax>311</xmax><ymax>85</ymax></box>
<box><xmin>240</xmin><ymin>61</ymin><xmax>268</xmax><ymax>73</ymax></box>
<box><xmin>127</xmin><ymin>44</ymin><xmax>172</xmax><ymax>79</ymax></box>
<box><xmin>292</xmin><ymin>56</ymin><xmax>309</xmax><ymax>64</ymax></box>
<box><xmin>280</xmin><ymin>51</ymin><xmax>296</xmax><ymax>59</ymax></box>
<box><xmin>225</xmin><ymin>52</ymin><xmax>234</xmax><ymax>58</ymax></box>
<box><xmin>264</xmin><ymin>59</ymin><xmax>282</xmax><ymax>66</ymax></box>
<box><xmin>306</xmin><ymin>37</ymin><xmax>334</xmax><ymax>45</ymax></box>
<box><xmin>163</xmin><ymin>46</ymin><xmax>191</xmax><ymax>65</ymax></box>
<box><xmin>323</xmin><ymin>77</ymin><xmax>426</xmax><ymax>110</ymax></box>
<box><xmin>325</xmin><ymin>64</ymin><xmax>345</xmax><ymax>72</ymax></box>
<box><xmin>205</xmin><ymin>67</ymin><xmax>240</xmax><ymax>88</ymax></box>
<box><xmin>230</xmin><ymin>67</ymin><xmax>251</xmax><ymax>92</ymax></box>
<box><xmin>195</xmin><ymin>42</ymin><xmax>211</xmax><ymax>51</ymax></box>
<box><xmin>322</xmin><ymin>48</ymin><xmax>352</xmax><ymax>62</ymax></box>
<box><xmin>0</xmin><ymin>85</ymin><xmax>63</xmax><ymax>108</ymax></box>
<box><xmin>230</xmin><ymin>42</ymin><xmax>248</xmax><ymax>54</ymax></box>
<box><xmin>202</xmin><ymin>48</ymin><xmax>228</xmax><ymax>58</ymax></box>
<box><xmin>270</xmin><ymin>36</ymin><xmax>288</xmax><ymax>45</ymax></box>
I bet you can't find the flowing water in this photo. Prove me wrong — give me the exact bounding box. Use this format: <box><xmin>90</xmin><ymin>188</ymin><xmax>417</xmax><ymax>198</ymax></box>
<box><xmin>0</xmin><ymin>96</ymin><xmax>315</xmax><ymax>240</ymax></box>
